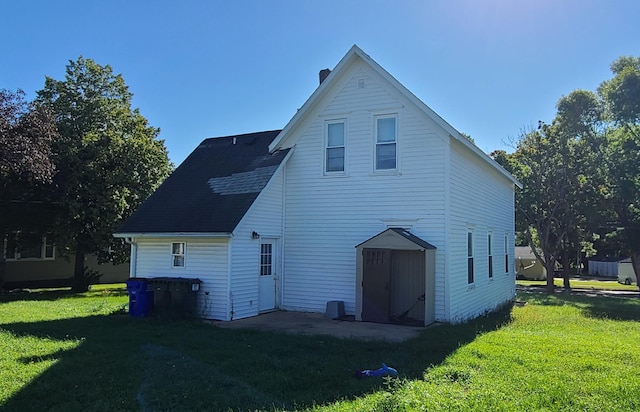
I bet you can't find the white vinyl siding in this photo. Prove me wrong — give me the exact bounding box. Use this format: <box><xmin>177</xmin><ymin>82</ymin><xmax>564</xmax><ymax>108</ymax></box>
<box><xmin>281</xmin><ymin>61</ymin><xmax>447</xmax><ymax>317</ymax></box>
<box><xmin>230</xmin><ymin>166</ymin><xmax>284</xmax><ymax>320</ymax></box>
<box><xmin>448</xmin><ymin>138</ymin><xmax>516</xmax><ymax>322</ymax></box>
<box><xmin>134</xmin><ymin>237</ymin><xmax>229</xmax><ymax>320</ymax></box>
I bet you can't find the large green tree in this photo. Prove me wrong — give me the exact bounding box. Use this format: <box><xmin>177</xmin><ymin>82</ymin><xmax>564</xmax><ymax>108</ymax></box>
<box><xmin>494</xmin><ymin>90</ymin><xmax>603</xmax><ymax>293</ymax></box>
<box><xmin>37</xmin><ymin>57</ymin><xmax>172</xmax><ymax>292</ymax></box>
<box><xmin>598</xmin><ymin>56</ymin><xmax>640</xmax><ymax>287</ymax></box>
<box><xmin>0</xmin><ymin>89</ymin><xmax>59</xmax><ymax>287</ymax></box>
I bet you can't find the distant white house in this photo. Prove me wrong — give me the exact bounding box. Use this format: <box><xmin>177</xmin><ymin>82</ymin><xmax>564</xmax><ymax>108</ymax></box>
<box><xmin>114</xmin><ymin>45</ymin><xmax>520</xmax><ymax>325</ymax></box>
<box><xmin>588</xmin><ymin>256</ymin><xmax>627</xmax><ymax>278</ymax></box>
<box><xmin>617</xmin><ymin>258</ymin><xmax>637</xmax><ymax>285</ymax></box>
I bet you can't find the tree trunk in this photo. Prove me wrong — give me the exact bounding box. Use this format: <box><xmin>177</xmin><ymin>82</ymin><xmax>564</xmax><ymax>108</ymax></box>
<box><xmin>72</xmin><ymin>247</ymin><xmax>88</xmax><ymax>292</ymax></box>
<box><xmin>631</xmin><ymin>251</ymin><xmax>640</xmax><ymax>292</ymax></box>
<box><xmin>0</xmin><ymin>230</ymin><xmax>6</xmax><ymax>290</ymax></box>
<box><xmin>545</xmin><ymin>260</ymin><xmax>556</xmax><ymax>294</ymax></box>
<box><xmin>561</xmin><ymin>256</ymin><xmax>571</xmax><ymax>290</ymax></box>
<box><xmin>0</xmin><ymin>258</ymin><xmax>5</xmax><ymax>291</ymax></box>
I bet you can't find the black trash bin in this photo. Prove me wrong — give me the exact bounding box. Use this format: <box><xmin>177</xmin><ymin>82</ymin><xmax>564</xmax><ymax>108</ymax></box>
<box><xmin>150</xmin><ymin>277</ymin><xmax>201</xmax><ymax>319</ymax></box>
<box><xmin>126</xmin><ymin>278</ymin><xmax>154</xmax><ymax>317</ymax></box>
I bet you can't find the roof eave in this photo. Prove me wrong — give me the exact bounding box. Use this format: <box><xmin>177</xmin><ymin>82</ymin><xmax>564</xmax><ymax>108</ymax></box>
<box><xmin>269</xmin><ymin>44</ymin><xmax>365</xmax><ymax>153</ymax></box>
<box><xmin>113</xmin><ymin>232</ymin><xmax>233</xmax><ymax>239</ymax></box>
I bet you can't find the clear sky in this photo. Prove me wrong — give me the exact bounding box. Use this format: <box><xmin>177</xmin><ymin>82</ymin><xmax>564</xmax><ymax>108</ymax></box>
<box><xmin>2</xmin><ymin>0</ymin><xmax>639</xmax><ymax>165</ymax></box>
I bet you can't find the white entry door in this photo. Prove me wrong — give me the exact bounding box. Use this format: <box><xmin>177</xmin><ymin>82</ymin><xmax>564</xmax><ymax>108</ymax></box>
<box><xmin>258</xmin><ymin>240</ymin><xmax>277</xmax><ymax>312</ymax></box>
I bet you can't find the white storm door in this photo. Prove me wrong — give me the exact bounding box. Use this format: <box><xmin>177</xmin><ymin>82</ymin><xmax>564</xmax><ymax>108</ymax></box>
<box><xmin>258</xmin><ymin>240</ymin><xmax>277</xmax><ymax>312</ymax></box>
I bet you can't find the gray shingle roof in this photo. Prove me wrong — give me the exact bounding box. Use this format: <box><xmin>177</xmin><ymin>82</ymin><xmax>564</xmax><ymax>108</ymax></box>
<box><xmin>116</xmin><ymin>130</ymin><xmax>288</xmax><ymax>234</ymax></box>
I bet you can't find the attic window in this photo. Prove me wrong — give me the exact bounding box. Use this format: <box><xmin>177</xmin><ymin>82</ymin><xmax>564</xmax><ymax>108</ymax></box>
<box><xmin>172</xmin><ymin>242</ymin><xmax>186</xmax><ymax>268</ymax></box>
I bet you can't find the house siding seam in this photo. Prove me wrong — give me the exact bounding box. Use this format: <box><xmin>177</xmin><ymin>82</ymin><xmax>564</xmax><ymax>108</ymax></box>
<box><xmin>134</xmin><ymin>237</ymin><xmax>229</xmax><ymax>320</ymax></box>
<box><xmin>281</xmin><ymin>60</ymin><xmax>447</xmax><ymax>316</ymax></box>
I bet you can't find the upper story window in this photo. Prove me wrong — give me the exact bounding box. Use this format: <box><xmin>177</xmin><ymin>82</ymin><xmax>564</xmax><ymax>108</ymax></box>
<box><xmin>172</xmin><ymin>242</ymin><xmax>186</xmax><ymax>268</ymax></box>
<box><xmin>4</xmin><ymin>234</ymin><xmax>55</xmax><ymax>261</ymax></box>
<box><xmin>375</xmin><ymin>116</ymin><xmax>397</xmax><ymax>170</ymax></box>
<box><xmin>325</xmin><ymin>121</ymin><xmax>345</xmax><ymax>173</ymax></box>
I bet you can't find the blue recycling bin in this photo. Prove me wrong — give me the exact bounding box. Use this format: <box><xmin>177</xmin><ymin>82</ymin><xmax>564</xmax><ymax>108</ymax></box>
<box><xmin>126</xmin><ymin>278</ymin><xmax>154</xmax><ymax>317</ymax></box>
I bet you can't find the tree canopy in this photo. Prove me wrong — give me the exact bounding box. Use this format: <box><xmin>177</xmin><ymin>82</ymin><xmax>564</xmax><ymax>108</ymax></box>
<box><xmin>36</xmin><ymin>57</ymin><xmax>172</xmax><ymax>291</ymax></box>
<box><xmin>496</xmin><ymin>55</ymin><xmax>640</xmax><ymax>291</ymax></box>
<box><xmin>0</xmin><ymin>89</ymin><xmax>59</xmax><ymax>287</ymax></box>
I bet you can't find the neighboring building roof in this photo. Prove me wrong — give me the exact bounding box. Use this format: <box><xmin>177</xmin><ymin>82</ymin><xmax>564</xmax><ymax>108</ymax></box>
<box><xmin>515</xmin><ymin>246</ymin><xmax>537</xmax><ymax>260</ymax></box>
<box><xmin>268</xmin><ymin>44</ymin><xmax>521</xmax><ymax>188</ymax></box>
<box><xmin>115</xmin><ymin>130</ymin><xmax>289</xmax><ymax>235</ymax></box>
<box><xmin>588</xmin><ymin>256</ymin><xmax>628</xmax><ymax>263</ymax></box>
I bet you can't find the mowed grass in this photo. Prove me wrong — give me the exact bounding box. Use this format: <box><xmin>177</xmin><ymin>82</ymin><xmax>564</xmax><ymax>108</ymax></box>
<box><xmin>518</xmin><ymin>278</ymin><xmax>638</xmax><ymax>291</ymax></box>
<box><xmin>0</xmin><ymin>286</ymin><xmax>639</xmax><ymax>411</ymax></box>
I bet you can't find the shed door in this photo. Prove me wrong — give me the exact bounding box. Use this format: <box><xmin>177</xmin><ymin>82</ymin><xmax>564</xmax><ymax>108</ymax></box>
<box><xmin>258</xmin><ymin>240</ymin><xmax>276</xmax><ymax>312</ymax></box>
<box><xmin>362</xmin><ymin>248</ymin><xmax>391</xmax><ymax>323</ymax></box>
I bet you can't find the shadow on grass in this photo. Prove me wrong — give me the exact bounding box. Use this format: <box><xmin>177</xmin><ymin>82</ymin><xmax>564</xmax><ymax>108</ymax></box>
<box><xmin>0</xmin><ymin>295</ymin><xmax>513</xmax><ymax>411</ymax></box>
<box><xmin>0</xmin><ymin>287</ymin><xmax>128</xmax><ymax>303</ymax></box>
<box><xmin>519</xmin><ymin>290</ymin><xmax>640</xmax><ymax>321</ymax></box>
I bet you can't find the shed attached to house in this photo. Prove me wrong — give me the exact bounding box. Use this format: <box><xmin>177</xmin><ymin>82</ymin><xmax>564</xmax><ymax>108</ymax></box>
<box><xmin>355</xmin><ymin>228</ymin><xmax>436</xmax><ymax>326</ymax></box>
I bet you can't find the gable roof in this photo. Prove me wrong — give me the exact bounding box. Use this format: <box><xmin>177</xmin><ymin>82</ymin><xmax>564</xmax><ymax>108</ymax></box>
<box><xmin>115</xmin><ymin>130</ymin><xmax>289</xmax><ymax>236</ymax></box>
<box><xmin>355</xmin><ymin>228</ymin><xmax>437</xmax><ymax>250</ymax></box>
<box><xmin>269</xmin><ymin>45</ymin><xmax>521</xmax><ymax>188</ymax></box>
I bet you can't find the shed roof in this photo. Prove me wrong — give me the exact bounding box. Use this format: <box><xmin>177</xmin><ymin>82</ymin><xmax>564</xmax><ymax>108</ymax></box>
<box><xmin>356</xmin><ymin>228</ymin><xmax>436</xmax><ymax>250</ymax></box>
<box><xmin>115</xmin><ymin>130</ymin><xmax>289</xmax><ymax>235</ymax></box>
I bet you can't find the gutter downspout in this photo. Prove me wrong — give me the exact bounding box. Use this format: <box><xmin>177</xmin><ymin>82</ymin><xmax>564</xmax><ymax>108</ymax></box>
<box><xmin>124</xmin><ymin>237</ymin><xmax>137</xmax><ymax>278</ymax></box>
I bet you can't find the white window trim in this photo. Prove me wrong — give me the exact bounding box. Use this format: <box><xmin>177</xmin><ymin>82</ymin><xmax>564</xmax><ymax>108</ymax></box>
<box><xmin>171</xmin><ymin>242</ymin><xmax>186</xmax><ymax>269</ymax></box>
<box><xmin>488</xmin><ymin>231</ymin><xmax>494</xmax><ymax>279</ymax></box>
<box><xmin>324</xmin><ymin>119</ymin><xmax>347</xmax><ymax>175</ymax></box>
<box><xmin>504</xmin><ymin>233</ymin><xmax>510</xmax><ymax>275</ymax></box>
<box><xmin>374</xmin><ymin>114</ymin><xmax>398</xmax><ymax>172</ymax></box>
<box><xmin>4</xmin><ymin>236</ymin><xmax>55</xmax><ymax>261</ymax></box>
<box><xmin>467</xmin><ymin>229</ymin><xmax>475</xmax><ymax>285</ymax></box>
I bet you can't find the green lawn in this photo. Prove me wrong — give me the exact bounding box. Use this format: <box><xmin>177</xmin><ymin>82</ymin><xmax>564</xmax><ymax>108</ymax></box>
<box><xmin>1</xmin><ymin>286</ymin><xmax>639</xmax><ymax>411</ymax></box>
<box><xmin>517</xmin><ymin>277</ymin><xmax>638</xmax><ymax>291</ymax></box>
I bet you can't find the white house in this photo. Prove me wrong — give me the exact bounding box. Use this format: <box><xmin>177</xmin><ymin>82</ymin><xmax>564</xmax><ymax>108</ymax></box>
<box><xmin>114</xmin><ymin>45</ymin><xmax>520</xmax><ymax>325</ymax></box>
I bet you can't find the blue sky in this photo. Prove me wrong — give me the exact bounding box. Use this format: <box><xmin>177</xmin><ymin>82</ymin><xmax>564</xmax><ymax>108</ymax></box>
<box><xmin>2</xmin><ymin>0</ymin><xmax>639</xmax><ymax>165</ymax></box>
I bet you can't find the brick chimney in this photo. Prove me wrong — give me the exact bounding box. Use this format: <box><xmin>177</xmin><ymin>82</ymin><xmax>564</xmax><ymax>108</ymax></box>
<box><xmin>319</xmin><ymin>68</ymin><xmax>331</xmax><ymax>84</ymax></box>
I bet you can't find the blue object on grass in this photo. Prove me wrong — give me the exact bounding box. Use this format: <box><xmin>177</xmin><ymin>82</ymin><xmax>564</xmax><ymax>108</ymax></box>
<box><xmin>355</xmin><ymin>363</ymin><xmax>398</xmax><ymax>378</ymax></box>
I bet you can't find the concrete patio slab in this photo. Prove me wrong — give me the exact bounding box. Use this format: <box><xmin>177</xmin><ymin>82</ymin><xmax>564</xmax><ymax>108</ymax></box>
<box><xmin>209</xmin><ymin>311</ymin><xmax>427</xmax><ymax>343</ymax></box>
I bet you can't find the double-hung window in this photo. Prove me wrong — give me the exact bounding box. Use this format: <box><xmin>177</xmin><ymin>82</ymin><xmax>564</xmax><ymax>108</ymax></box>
<box><xmin>504</xmin><ymin>234</ymin><xmax>509</xmax><ymax>274</ymax></box>
<box><xmin>325</xmin><ymin>121</ymin><xmax>345</xmax><ymax>173</ymax></box>
<box><xmin>375</xmin><ymin>116</ymin><xmax>397</xmax><ymax>170</ymax></box>
<box><xmin>488</xmin><ymin>233</ymin><xmax>494</xmax><ymax>278</ymax></box>
<box><xmin>172</xmin><ymin>242</ymin><xmax>186</xmax><ymax>268</ymax></box>
<box><xmin>467</xmin><ymin>230</ymin><xmax>474</xmax><ymax>284</ymax></box>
